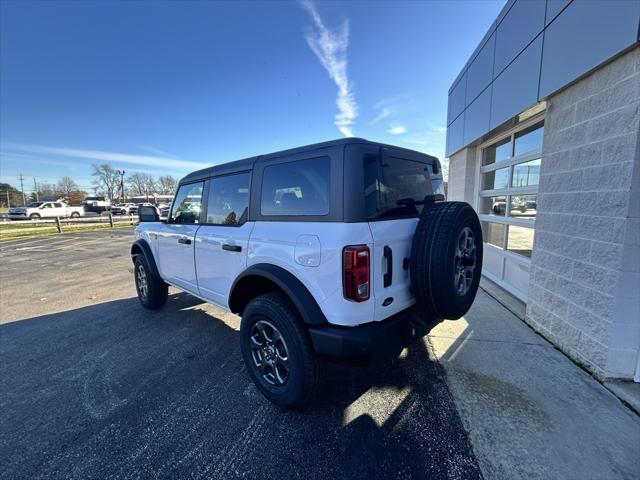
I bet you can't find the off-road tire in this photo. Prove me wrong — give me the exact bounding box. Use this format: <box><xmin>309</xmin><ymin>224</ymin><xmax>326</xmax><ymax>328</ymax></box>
<box><xmin>410</xmin><ymin>201</ymin><xmax>483</xmax><ymax>320</ymax></box>
<box><xmin>240</xmin><ymin>292</ymin><xmax>319</xmax><ymax>410</ymax></box>
<box><xmin>134</xmin><ymin>255</ymin><xmax>168</xmax><ymax>309</ymax></box>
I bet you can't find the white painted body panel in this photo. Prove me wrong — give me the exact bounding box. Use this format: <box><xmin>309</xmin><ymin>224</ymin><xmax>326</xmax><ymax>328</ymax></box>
<box><xmin>248</xmin><ymin>222</ymin><xmax>375</xmax><ymax>327</ymax></box>
<box><xmin>156</xmin><ymin>223</ymin><xmax>200</xmax><ymax>293</ymax></box>
<box><xmin>135</xmin><ymin>217</ymin><xmax>418</xmax><ymax>328</ymax></box>
<box><xmin>194</xmin><ymin>222</ymin><xmax>255</xmax><ymax>308</ymax></box>
<box><xmin>368</xmin><ymin>218</ymin><xmax>418</xmax><ymax>321</ymax></box>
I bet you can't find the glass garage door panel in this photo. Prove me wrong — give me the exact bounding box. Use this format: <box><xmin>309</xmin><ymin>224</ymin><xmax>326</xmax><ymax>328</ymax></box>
<box><xmin>478</xmin><ymin>121</ymin><xmax>543</xmax><ymax>302</ymax></box>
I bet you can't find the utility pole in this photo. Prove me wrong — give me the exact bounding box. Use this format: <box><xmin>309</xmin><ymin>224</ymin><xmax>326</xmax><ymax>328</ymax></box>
<box><xmin>33</xmin><ymin>177</ymin><xmax>39</xmax><ymax>202</ymax></box>
<box><xmin>18</xmin><ymin>173</ymin><xmax>26</xmax><ymax>206</ymax></box>
<box><xmin>120</xmin><ymin>170</ymin><xmax>125</xmax><ymax>201</ymax></box>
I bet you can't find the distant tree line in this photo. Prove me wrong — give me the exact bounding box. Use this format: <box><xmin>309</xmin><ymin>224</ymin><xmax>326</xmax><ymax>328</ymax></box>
<box><xmin>1</xmin><ymin>165</ymin><xmax>178</xmax><ymax>208</ymax></box>
<box><xmin>91</xmin><ymin>164</ymin><xmax>177</xmax><ymax>200</ymax></box>
<box><xmin>0</xmin><ymin>177</ymin><xmax>87</xmax><ymax>207</ymax></box>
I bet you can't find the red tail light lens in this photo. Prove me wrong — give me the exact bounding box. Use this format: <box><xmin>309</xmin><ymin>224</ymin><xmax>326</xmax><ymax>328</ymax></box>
<box><xmin>343</xmin><ymin>245</ymin><xmax>370</xmax><ymax>302</ymax></box>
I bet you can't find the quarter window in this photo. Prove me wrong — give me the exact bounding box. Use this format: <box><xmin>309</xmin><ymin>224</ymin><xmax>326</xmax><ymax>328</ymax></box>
<box><xmin>261</xmin><ymin>157</ymin><xmax>330</xmax><ymax>216</ymax></box>
<box><xmin>169</xmin><ymin>182</ymin><xmax>204</xmax><ymax>224</ymax></box>
<box><xmin>364</xmin><ymin>154</ymin><xmax>433</xmax><ymax>219</ymax></box>
<box><xmin>206</xmin><ymin>173</ymin><xmax>250</xmax><ymax>225</ymax></box>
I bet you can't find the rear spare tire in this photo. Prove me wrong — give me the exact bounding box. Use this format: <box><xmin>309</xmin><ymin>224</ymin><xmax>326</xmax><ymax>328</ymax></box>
<box><xmin>410</xmin><ymin>201</ymin><xmax>483</xmax><ymax>320</ymax></box>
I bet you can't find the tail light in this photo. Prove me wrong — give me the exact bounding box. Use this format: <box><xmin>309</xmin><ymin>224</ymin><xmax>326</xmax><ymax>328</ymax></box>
<box><xmin>343</xmin><ymin>245</ymin><xmax>370</xmax><ymax>302</ymax></box>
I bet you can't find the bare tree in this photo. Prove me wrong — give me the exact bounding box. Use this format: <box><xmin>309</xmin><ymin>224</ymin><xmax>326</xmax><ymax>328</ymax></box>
<box><xmin>127</xmin><ymin>172</ymin><xmax>157</xmax><ymax>196</ymax></box>
<box><xmin>157</xmin><ymin>175</ymin><xmax>177</xmax><ymax>195</ymax></box>
<box><xmin>56</xmin><ymin>176</ymin><xmax>78</xmax><ymax>199</ymax></box>
<box><xmin>91</xmin><ymin>164</ymin><xmax>120</xmax><ymax>201</ymax></box>
<box><xmin>32</xmin><ymin>181</ymin><xmax>55</xmax><ymax>201</ymax></box>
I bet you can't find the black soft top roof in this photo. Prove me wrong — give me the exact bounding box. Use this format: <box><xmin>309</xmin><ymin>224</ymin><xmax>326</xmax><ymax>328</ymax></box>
<box><xmin>179</xmin><ymin>137</ymin><xmax>439</xmax><ymax>184</ymax></box>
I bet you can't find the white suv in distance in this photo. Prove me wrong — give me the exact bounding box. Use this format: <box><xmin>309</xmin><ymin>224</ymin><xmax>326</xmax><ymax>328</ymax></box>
<box><xmin>131</xmin><ymin>138</ymin><xmax>482</xmax><ymax>408</ymax></box>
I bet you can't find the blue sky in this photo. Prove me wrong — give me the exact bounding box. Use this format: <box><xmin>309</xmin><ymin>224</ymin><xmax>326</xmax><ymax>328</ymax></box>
<box><xmin>0</xmin><ymin>0</ymin><xmax>504</xmax><ymax>192</ymax></box>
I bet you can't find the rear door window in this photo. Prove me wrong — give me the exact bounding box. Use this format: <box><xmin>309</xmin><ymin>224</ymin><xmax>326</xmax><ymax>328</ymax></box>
<box><xmin>364</xmin><ymin>154</ymin><xmax>433</xmax><ymax>219</ymax></box>
<box><xmin>260</xmin><ymin>157</ymin><xmax>330</xmax><ymax>216</ymax></box>
<box><xmin>206</xmin><ymin>172</ymin><xmax>250</xmax><ymax>225</ymax></box>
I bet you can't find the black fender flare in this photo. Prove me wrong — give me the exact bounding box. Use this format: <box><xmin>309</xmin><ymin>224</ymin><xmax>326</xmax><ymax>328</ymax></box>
<box><xmin>130</xmin><ymin>239</ymin><xmax>161</xmax><ymax>280</ymax></box>
<box><xmin>229</xmin><ymin>263</ymin><xmax>327</xmax><ymax>325</ymax></box>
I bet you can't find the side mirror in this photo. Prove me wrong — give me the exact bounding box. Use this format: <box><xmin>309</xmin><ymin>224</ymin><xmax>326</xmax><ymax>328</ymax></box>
<box><xmin>139</xmin><ymin>205</ymin><xmax>160</xmax><ymax>222</ymax></box>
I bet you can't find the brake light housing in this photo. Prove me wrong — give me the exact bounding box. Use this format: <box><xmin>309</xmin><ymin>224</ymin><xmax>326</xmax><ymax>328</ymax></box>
<box><xmin>343</xmin><ymin>245</ymin><xmax>370</xmax><ymax>302</ymax></box>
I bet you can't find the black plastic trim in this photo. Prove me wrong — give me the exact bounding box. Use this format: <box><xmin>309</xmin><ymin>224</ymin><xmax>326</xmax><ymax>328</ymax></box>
<box><xmin>383</xmin><ymin>246</ymin><xmax>393</xmax><ymax>288</ymax></box>
<box><xmin>229</xmin><ymin>263</ymin><xmax>327</xmax><ymax>325</ymax></box>
<box><xmin>131</xmin><ymin>239</ymin><xmax>161</xmax><ymax>280</ymax></box>
<box><xmin>308</xmin><ymin>306</ymin><xmax>440</xmax><ymax>364</ymax></box>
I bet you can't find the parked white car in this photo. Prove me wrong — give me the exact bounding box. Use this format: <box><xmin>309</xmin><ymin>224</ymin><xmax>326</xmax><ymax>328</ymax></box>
<box><xmin>131</xmin><ymin>138</ymin><xmax>482</xmax><ymax>409</ymax></box>
<box><xmin>8</xmin><ymin>201</ymin><xmax>84</xmax><ymax>220</ymax></box>
<box><xmin>111</xmin><ymin>203</ymin><xmax>136</xmax><ymax>215</ymax></box>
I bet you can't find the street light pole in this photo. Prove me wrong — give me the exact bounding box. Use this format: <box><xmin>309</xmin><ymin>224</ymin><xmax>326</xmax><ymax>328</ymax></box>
<box><xmin>117</xmin><ymin>170</ymin><xmax>125</xmax><ymax>201</ymax></box>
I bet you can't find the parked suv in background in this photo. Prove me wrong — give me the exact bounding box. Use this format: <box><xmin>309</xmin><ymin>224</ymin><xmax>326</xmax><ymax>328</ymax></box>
<box><xmin>131</xmin><ymin>138</ymin><xmax>482</xmax><ymax>408</ymax></box>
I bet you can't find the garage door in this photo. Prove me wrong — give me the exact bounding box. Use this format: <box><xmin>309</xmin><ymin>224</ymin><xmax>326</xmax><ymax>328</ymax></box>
<box><xmin>477</xmin><ymin>118</ymin><xmax>543</xmax><ymax>302</ymax></box>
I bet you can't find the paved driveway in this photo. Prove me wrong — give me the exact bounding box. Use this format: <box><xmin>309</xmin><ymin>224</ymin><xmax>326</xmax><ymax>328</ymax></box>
<box><xmin>0</xmin><ymin>230</ymin><xmax>481</xmax><ymax>479</ymax></box>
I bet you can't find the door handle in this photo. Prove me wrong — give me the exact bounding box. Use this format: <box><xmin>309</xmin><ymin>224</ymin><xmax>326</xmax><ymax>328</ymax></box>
<box><xmin>222</xmin><ymin>244</ymin><xmax>242</xmax><ymax>252</ymax></box>
<box><xmin>383</xmin><ymin>246</ymin><xmax>393</xmax><ymax>288</ymax></box>
<box><xmin>178</xmin><ymin>238</ymin><xmax>192</xmax><ymax>245</ymax></box>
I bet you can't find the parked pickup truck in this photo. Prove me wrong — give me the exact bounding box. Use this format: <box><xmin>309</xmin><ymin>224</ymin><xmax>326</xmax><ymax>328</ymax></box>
<box><xmin>8</xmin><ymin>201</ymin><xmax>85</xmax><ymax>220</ymax></box>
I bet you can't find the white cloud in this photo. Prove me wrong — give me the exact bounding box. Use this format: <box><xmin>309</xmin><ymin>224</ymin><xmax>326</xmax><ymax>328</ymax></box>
<box><xmin>300</xmin><ymin>0</ymin><xmax>357</xmax><ymax>137</ymax></box>
<box><xmin>387</xmin><ymin>125</ymin><xmax>407</xmax><ymax>135</ymax></box>
<box><xmin>1</xmin><ymin>143</ymin><xmax>208</xmax><ymax>171</ymax></box>
<box><xmin>427</xmin><ymin>123</ymin><xmax>446</xmax><ymax>134</ymax></box>
<box><xmin>370</xmin><ymin>108</ymin><xmax>391</xmax><ymax>125</ymax></box>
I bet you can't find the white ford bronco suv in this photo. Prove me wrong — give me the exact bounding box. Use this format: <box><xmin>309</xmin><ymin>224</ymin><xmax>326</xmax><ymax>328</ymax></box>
<box><xmin>131</xmin><ymin>138</ymin><xmax>482</xmax><ymax>409</ymax></box>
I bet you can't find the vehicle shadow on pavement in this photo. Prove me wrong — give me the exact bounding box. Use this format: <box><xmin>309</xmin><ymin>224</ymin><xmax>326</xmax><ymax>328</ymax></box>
<box><xmin>0</xmin><ymin>294</ymin><xmax>481</xmax><ymax>480</ymax></box>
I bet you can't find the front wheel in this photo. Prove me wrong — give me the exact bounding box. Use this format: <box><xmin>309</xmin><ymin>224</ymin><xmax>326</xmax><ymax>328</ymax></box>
<box><xmin>240</xmin><ymin>293</ymin><xmax>318</xmax><ymax>409</ymax></box>
<box><xmin>29</xmin><ymin>213</ymin><xmax>40</xmax><ymax>220</ymax></box>
<box><xmin>134</xmin><ymin>256</ymin><xmax>168</xmax><ymax>309</ymax></box>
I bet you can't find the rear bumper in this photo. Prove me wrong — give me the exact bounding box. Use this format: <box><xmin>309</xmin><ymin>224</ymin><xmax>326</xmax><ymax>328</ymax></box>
<box><xmin>308</xmin><ymin>307</ymin><xmax>440</xmax><ymax>364</ymax></box>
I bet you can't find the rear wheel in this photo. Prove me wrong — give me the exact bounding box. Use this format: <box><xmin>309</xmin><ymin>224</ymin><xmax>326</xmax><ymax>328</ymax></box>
<box><xmin>70</xmin><ymin>211</ymin><xmax>80</xmax><ymax>218</ymax></box>
<box><xmin>134</xmin><ymin>256</ymin><xmax>168</xmax><ymax>309</ymax></box>
<box><xmin>240</xmin><ymin>293</ymin><xmax>318</xmax><ymax>409</ymax></box>
<box><xmin>410</xmin><ymin>201</ymin><xmax>483</xmax><ymax>320</ymax></box>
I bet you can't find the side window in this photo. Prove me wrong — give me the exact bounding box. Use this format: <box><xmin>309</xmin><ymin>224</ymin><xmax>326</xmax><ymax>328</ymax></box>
<box><xmin>53</xmin><ymin>203</ymin><xmax>63</xmax><ymax>208</ymax></box>
<box><xmin>42</xmin><ymin>203</ymin><xmax>52</xmax><ymax>209</ymax></box>
<box><xmin>206</xmin><ymin>172</ymin><xmax>250</xmax><ymax>225</ymax></box>
<box><xmin>169</xmin><ymin>182</ymin><xmax>204</xmax><ymax>224</ymax></box>
<box><xmin>260</xmin><ymin>157</ymin><xmax>330</xmax><ymax>216</ymax></box>
<box><xmin>365</xmin><ymin>154</ymin><xmax>432</xmax><ymax>219</ymax></box>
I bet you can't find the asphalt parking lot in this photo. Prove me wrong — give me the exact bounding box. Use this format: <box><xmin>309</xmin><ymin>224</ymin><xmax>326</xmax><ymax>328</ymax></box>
<box><xmin>0</xmin><ymin>229</ymin><xmax>481</xmax><ymax>479</ymax></box>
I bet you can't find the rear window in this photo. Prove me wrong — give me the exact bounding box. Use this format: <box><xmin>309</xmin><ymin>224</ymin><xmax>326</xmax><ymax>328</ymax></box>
<box><xmin>364</xmin><ymin>154</ymin><xmax>433</xmax><ymax>219</ymax></box>
<box><xmin>261</xmin><ymin>157</ymin><xmax>330</xmax><ymax>216</ymax></box>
